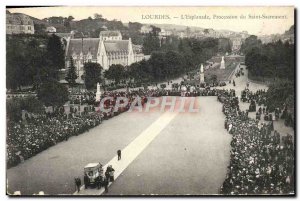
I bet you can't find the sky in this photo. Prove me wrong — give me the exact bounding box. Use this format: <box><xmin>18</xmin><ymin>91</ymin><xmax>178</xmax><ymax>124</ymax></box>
<box><xmin>7</xmin><ymin>6</ymin><xmax>294</xmax><ymax>35</ymax></box>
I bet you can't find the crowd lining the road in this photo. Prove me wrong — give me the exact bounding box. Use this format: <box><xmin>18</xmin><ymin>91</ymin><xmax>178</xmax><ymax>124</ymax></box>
<box><xmin>219</xmin><ymin>89</ymin><xmax>294</xmax><ymax>194</ymax></box>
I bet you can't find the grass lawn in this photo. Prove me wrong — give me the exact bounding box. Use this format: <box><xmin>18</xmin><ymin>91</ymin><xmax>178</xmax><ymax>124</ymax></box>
<box><xmin>205</xmin><ymin>56</ymin><xmax>244</xmax><ymax>81</ymax></box>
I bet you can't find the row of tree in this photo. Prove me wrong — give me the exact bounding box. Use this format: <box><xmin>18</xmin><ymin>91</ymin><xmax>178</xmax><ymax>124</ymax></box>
<box><xmin>7</xmin><ymin>34</ymin><xmax>65</xmax><ymax>90</ymax></box>
<box><xmin>241</xmin><ymin>34</ymin><xmax>295</xmax><ymax>128</ymax></box>
<box><xmin>7</xmin><ymin>34</ymin><xmax>70</xmax><ymax>112</ymax></box>
<box><xmin>242</xmin><ymin>35</ymin><xmax>294</xmax><ymax>80</ymax></box>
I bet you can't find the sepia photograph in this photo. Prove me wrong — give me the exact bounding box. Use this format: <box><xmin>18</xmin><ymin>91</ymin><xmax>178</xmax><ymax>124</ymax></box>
<box><xmin>5</xmin><ymin>5</ymin><xmax>295</xmax><ymax>196</ymax></box>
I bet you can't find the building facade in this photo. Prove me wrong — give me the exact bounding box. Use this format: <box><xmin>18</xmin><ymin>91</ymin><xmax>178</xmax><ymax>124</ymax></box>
<box><xmin>231</xmin><ymin>37</ymin><xmax>243</xmax><ymax>52</ymax></box>
<box><xmin>46</xmin><ymin>26</ymin><xmax>57</xmax><ymax>33</ymax></box>
<box><xmin>65</xmin><ymin>31</ymin><xmax>145</xmax><ymax>83</ymax></box>
<box><xmin>6</xmin><ymin>11</ymin><xmax>35</xmax><ymax>35</ymax></box>
<box><xmin>140</xmin><ymin>25</ymin><xmax>153</xmax><ymax>34</ymax></box>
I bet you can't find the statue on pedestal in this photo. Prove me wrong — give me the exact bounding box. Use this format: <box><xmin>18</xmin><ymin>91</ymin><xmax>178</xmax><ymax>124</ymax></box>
<box><xmin>199</xmin><ymin>64</ymin><xmax>205</xmax><ymax>83</ymax></box>
<box><xmin>96</xmin><ymin>82</ymin><xmax>101</xmax><ymax>102</ymax></box>
<box><xmin>220</xmin><ymin>56</ymin><xmax>226</xmax><ymax>69</ymax></box>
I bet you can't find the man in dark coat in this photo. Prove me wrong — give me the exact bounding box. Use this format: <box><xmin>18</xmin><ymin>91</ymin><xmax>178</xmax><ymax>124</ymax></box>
<box><xmin>105</xmin><ymin>169</ymin><xmax>110</xmax><ymax>182</ymax></box>
<box><xmin>109</xmin><ymin>166</ymin><xmax>115</xmax><ymax>182</ymax></box>
<box><xmin>103</xmin><ymin>177</ymin><xmax>109</xmax><ymax>193</ymax></box>
<box><xmin>117</xmin><ymin>149</ymin><xmax>122</xmax><ymax>160</ymax></box>
<box><xmin>95</xmin><ymin>176</ymin><xmax>101</xmax><ymax>189</ymax></box>
<box><xmin>84</xmin><ymin>174</ymin><xmax>89</xmax><ymax>189</ymax></box>
<box><xmin>75</xmin><ymin>177</ymin><xmax>81</xmax><ymax>192</ymax></box>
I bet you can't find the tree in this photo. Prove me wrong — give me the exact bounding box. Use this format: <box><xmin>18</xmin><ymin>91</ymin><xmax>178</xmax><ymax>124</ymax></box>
<box><xmin>67</xmin><ymin>16</ymin><xmax>74</xmax><ymax>21</ymax></box>
<box><xmin>104</xmin><ymin>64</ymin><xmax>125</xmax><ymax>84</ymax></box>
<box><xmin>94</xmin><ymin>13</ymin><xmax>103</xmax><ymax>19</ymax></box>
<box><xmin>34</xmin><ymin>23</ymin><xmax>46</xmax><ymax>34</ymax></box>
<box><xmin>6</xmin><ymin>42</ymin><xmax>26</xmax><ymax>90</ymax></box>
<box><xmin>245</xmin><ymin>38</ymin><xmax>294</xmax><ymax>81</ymax></box>
<box><xmin>218</xmin><ymin>38</ymin><xmax>232</xmax><ymax>54</ymax></box>
<box><xmin>203</xmin><ymin>29</ymin><xmax>209</xmax><ymax>34</ymax></box>
<box><xmin>150</xmin><ymin>25</ymin><xmax>161</xmax><ymax>36</ymax></box>
<box><xmin>83</xmin><ymin>62</ymin><xmax>103</xmax><ymax>90</ymax></box>
<box><xmin>6</xmin><ymin>35</ymin><xmax>49</xmax><ymax>90</ymax></box>
<box><xmin>37</xmin><ymin>80</ymin><xmax>69</xmax><ymax>107</ymax></box>
<box><xmin>266</xmin><ymin>80</ymin><xmax>294</xmax><ymax>112</ymax></box>
<box><xmin>7</xmin><ymin>96</ymin><xmax>44</xmax><ymax>121</ymax></box>
<box><xmin>240</xmin><ymin>35</ymin><xmax>262</xmax><ymax>55</ymax></box>
<box><xmin>164</xmin><ymin>50</ymin><xmax>184</xmax><ymax>79</ymax></box>
<box><xmin>46</xmin><ymin>34</ymin><xmax>65</xmax><ymax>79</ymax></box>
<box><xmin>65</xmin><ymin>57</ymin><xmax>78</xmax><ymax>87</ymax></box>
<box><xmin>142</xmin><ymin>27</ymin><xmax>161</xmax><ymax>54</ymax></box>
<box><xmin>90</xmin><ymin>27</ymin><xmax>106</xmax><ymax>38</ymax></box>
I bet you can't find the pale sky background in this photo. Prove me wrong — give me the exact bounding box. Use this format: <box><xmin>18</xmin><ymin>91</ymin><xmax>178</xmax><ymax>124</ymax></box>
<box><xmin>7</xmin><ymin>6</ymin><xmax>294</xmax><ymax>35</ymax></box>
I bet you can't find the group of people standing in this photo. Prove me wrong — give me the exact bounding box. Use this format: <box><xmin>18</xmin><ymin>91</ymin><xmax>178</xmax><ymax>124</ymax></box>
<box><xmin>218</xmin><ymin>89</ymin><xmax>294</xmax><ymax>194</ymax></box>
<box><xmin>75</xmin><ymin>164</ymin><xmax>116</xmax><ymax>194</ymax></box>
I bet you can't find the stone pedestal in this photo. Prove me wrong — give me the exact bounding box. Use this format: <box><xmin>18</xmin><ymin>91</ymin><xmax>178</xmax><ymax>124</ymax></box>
<box><xmin>200</xmin><ymin>73</ymin><xmax>205</xmax><ymax>83</ymax></box>
<box><xmin>220</xmin><ymin>56</ymin><xmax>225</xmax><ymax>69</ymax></box>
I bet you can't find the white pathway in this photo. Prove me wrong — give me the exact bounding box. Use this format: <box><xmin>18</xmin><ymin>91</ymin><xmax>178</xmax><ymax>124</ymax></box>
<box><xmin>74</xmin><ymin>111</ymin><xmax>178</xmax><ymax>195</ymax></box>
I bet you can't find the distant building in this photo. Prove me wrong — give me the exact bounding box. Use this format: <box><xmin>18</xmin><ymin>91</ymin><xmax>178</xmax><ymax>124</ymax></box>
<box><xmin>65</xmin><ymin>30</ymin><xmax>145</xmax><ymax>83</ymax></box>
<box><xmin>99</xmin><ymin>30</ymin><xmax>122</xmax><ymax>41</ymax></box>
<box><xmin>46</xmin><ymin>26</ymin><xmax>56</xmax><ymax>33</ymax></box>
<box><xmin>159</xmin><ymin>29</ymin><xmax>172</xmax><ymax>37</ymax></box>
<box><xmin>231</xmin><ymin>37</ymin><xmax>242</xmax><ymax>52</ymax></box>
<box><xmin>241</xmin><ymin>31</ymin><xmax>249</xmax><ymax>39</ymax></box>
<box><xmin>101</xmin><ymin>25</ymin><xmax>108</xmax><ymax>30</ymax></box>
<box><xmin>140</xmin><ymin>25</ymin><xmax>153</xmax><ymax>34</ymax></box>
<box><xmin>178</xmin><ymin>31</ymin><xmax>187</xmax><ymax>38</ymax></box>
<box><xmin>54</xmin><ymin>32</ymin><xmax>74</xmax><ymax>41</ymax></box>
<box><xmin>6</xmin><ymin>11</ymin><xmax>34</xmax><ymax>35</ymax></box>
<box><xmin>132</xmin><ymin>45</ymin><xmax>145</xmax><ymax>63</ymax></box>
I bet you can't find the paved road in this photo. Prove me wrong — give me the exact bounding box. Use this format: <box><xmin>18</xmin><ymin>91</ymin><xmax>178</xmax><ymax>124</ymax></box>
<box><xmin>107</xmin><ymin>97</ymin><xmax>231</xmax><ymax>195</ymax></box>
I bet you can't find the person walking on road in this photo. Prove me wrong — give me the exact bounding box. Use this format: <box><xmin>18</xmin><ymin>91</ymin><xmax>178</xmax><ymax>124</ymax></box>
<box><xmin>109</xmin><ymin>165</ymin><xmax>115</xmax><ymax>181</ymax></box>
<box><xmin>75</xmin><ymin>177</ymin><xmax>81</xmax><ymax>193</ymax></box>
<box><xmin>117</xmin><ymin>149</ymin><xmax>122</xmax><ymax>160</ymax></box>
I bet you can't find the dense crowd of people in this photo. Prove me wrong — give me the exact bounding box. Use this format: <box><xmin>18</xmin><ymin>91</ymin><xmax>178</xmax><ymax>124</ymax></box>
<box><xmin>219</xmin><ymin>89</ymin><xmax>294</xmax><ymax>195</ymax></box>
<box><xmin>7</xmin><ymin>113</ymin><xmax>102</xmax><ymax>167</ymax></box>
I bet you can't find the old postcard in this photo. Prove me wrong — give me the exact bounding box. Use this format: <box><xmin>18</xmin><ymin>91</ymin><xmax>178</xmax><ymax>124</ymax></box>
<box><xmin>6</xmin><ymin>6</ymin><xmax>295</xmax><ymax>196</ymax></box>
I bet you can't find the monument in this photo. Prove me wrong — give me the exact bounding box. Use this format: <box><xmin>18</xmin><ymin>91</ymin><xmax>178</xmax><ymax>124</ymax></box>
<box><xmin>200</xmin><ymin>64</ymin><xmax>205</xmax><ymax>83</ymax></box>
<box><xmin>96</xmin><ymin>82</ymin><xmax>101</xmax><ymax>102</ymax></box>
<box><xmin>180</xmin><ymin>85</ymin><xmax>187</xmax><ymax>97</ymax></box>
<box><xmin>220</xmin><ymin>56</ymin><xmax>225</xmax><ymax>69</ymax></box>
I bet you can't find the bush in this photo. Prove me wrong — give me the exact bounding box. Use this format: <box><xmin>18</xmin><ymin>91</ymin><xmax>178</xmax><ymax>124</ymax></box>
<box><xmin>37</xmin><ymin>80</ymin><xmax>69</xmax><ymax>107</ymax></box>
<box><xmin>7</xmin><ymin>96</ymin><xmax>44</xmax><ymax>122</ymax></box>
